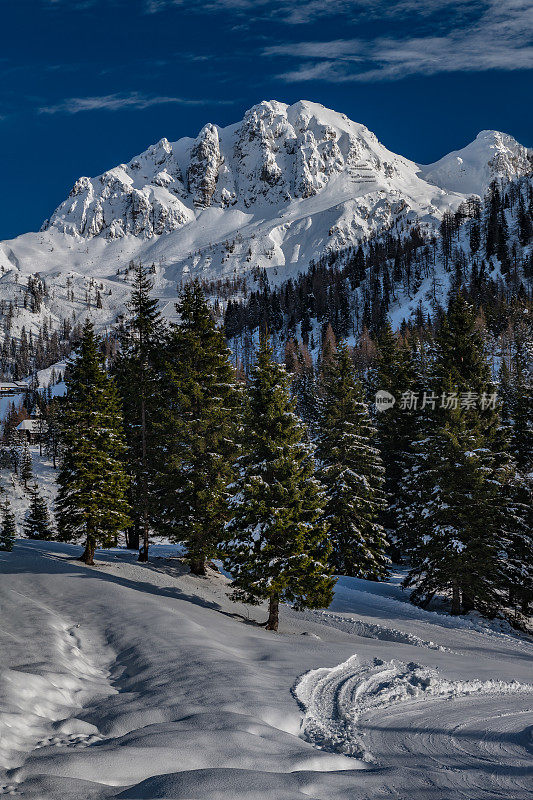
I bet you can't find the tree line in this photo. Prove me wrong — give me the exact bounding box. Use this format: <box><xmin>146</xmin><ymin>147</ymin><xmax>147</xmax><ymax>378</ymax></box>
<box><xmin>224</xmin><ymin>176</ymin><xmax>532</xmax><ymax>355</ymax></box>
<box><xmin>4</xmin><ymin>262</ymin><xmax>530</xmax><ymax>630</ymax></box>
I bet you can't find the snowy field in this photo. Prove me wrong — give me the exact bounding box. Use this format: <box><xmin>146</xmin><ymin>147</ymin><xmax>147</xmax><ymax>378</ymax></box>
<box><xmin>1</xmin><ymin>540</ymin><xmax>532</xmax><ymax>799</ymax></box>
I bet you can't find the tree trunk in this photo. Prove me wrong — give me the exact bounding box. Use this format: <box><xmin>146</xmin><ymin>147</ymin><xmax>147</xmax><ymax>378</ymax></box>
<box><xmin>451</xmin><ymin>582</ymin><xmax>461</xmax><ymax>615</ymax></box>
<box><xmin>462</xmin><ymin>592</ymin><xmax>475</xmax><ymax>613</ymax></box>
<box><xmin>126</xmin><ymin>528</ymin><xmax>140</xmax><ymax>550</ymax></box>
<box><xmin>138</xmin><ymin>543</ymin><xmax>149</xmax><ymax>562</ymax></box>
<box><xmin>190</xmin><ymin>558</ymin><xmax>207</xmax><ymax>576</ymax></box>
<box><xmin>139</xmin><ymin>387</ymin><xmax>150</xmax><ymax>563</ymax></box>
<box><xmin>79</xmin><ymin>536</ymin><xmax>96</xmax><ymax>566</ymax></box>
<box><xmin>266</xmin><ymin>595</ymin><xmax>279</xmax><ymax>631</ymax></box>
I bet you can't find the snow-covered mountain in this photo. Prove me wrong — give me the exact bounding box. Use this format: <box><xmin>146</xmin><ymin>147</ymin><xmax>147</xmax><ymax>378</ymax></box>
<box><xmin>418</xmin><ymin>130</ymin><xmax>531</xmax><ymax>196</ymax></box>
<box><xmin>0</xmin><ymin>100</ymin><xmax>530</xmax><ymax>338</ymax></box>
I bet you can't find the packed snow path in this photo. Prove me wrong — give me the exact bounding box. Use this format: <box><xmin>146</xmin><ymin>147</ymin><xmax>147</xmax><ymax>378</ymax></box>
<box><xmin>0</xmin><ymin>541</ymin><xmax>532</xmax><ymax>799</ymax></box>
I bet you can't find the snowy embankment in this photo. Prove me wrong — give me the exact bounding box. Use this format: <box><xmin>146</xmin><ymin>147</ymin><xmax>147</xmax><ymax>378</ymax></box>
<box><xmin>0</xmin><ymin>541</ymin><xmax>532</xmax><ymax>800</ymax></box>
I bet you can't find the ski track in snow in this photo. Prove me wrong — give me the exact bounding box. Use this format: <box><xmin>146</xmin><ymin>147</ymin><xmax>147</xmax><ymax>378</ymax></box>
<box><xmin>294</xmin><ymin>655</ymin><xmax>533</xmax><ymax>797</ymax></box>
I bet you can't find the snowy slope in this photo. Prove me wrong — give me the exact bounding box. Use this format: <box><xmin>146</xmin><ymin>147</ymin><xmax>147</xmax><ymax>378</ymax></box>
<box><xmin>418</xmin><ymin>130</ymin><xmax>532</xmax><ymax>195</ymax></box>
<box><xmin>0</xmin><ymin>540</ymin><xmax>532</xmax><ymax>799</ymax></box>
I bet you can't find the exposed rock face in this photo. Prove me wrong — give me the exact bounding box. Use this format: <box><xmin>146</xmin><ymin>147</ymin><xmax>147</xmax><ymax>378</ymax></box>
<box><xmin>187</xmin><ymin>124</ymin><xmax>223</xmax><ymax>208</ymax></box>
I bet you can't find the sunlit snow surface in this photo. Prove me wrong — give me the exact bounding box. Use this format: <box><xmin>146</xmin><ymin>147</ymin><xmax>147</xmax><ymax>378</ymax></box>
<box><xmin>0</xmin><ymin>540</ymin><xmax>532</xmax><ymax>799</ymax></box>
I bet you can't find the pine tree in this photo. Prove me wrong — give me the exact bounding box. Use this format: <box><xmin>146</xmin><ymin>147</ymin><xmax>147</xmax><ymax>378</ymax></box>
<box><xmin>0</xmin><ymin>498</ymin><xmax>16</xmax><ymax>551</ymax></box>
<box><xmin>24</xmin><ymin>484</ymin><xmax>53</xmax><ymax>540</ymax></box>
<box><xmin>156</xmin><ymin>280</ymin><xmax>238</xmax><ymax>575</ymax></box>
<box><xmin>224</xmin><ymin>336</ymin><xmax>335</xmax><ymax>631</ymax></box>
<box><xmin>114</xmin><ymin>262</ymin><xmax>164</xmax><ymax>559</ymax></box>
<box><xmin>402</xmin><ymin>409</ymin><xmax>506</xmax><ymax>615</ymax></box>
<box><xmin>293</xmin><ymin>345</ymin><xmax>318</xmax><ymax>430</ymax></box>
<box><xmin>55</xmin><ymin>320</ymin><xmax>131</xmax><ymax>564</ymax></box>
<box><xmin>372</xmin><ymin>322</ymin><xmax>416</xmax><ymax>553</ymax></box>
<box><xmin>43</xmin><ymin>398</ymin><xmax>61</xmax><ymax>469</ymax></box>
<box><xmin>20</xmin><ymin>441</ymin><xmax>33</xmax><ymax>488</ymax></box>
<box><xmin>316</xmin><ymin>341</ymin><xmax>388</xmax><ymax>579</ymax></box>
<box><xmin>500</xmin><ymin>328</ymin><xmax>533</xmax><ymax>616</ymax></box>
<box><xmin>402</xmin><ymin>292</ymin><xmax>513</xmax><ymax>615</ymax></box>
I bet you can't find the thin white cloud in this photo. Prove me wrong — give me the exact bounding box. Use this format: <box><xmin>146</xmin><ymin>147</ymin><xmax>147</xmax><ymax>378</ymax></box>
<box><xmin>143</xmin><ymin>0</ymin><xmax>477</xmax><ymax>22</ymax></box>
<box><xmin>265</xmin><ymin>0</ymin><xmax>533</xmax><ymax>81</ymax></box>
<box><xmin>39</xmin><ymin>91</ymin><xmax>229</xmax><ymax>114</ymax></box>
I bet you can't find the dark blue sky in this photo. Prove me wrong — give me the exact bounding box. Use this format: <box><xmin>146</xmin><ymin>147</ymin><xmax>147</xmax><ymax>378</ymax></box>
<box><xmin>1</xmin><ymin>0</ymin><xmax>531</xmax><ymax>239</ymax></box>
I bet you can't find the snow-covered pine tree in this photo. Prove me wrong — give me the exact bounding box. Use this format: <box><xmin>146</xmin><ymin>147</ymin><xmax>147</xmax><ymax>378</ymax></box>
<box><xmin>402</xmin><ymin>292</ymin><xmax>513</xmax><ymax>616</ymax></box>
<box><xmin>156</xmin><ymin>280</ymin><xmax>239</xmax><ymax>575</ymax></box>
<box><xmin>499</xmin><ymin>321</ymin><xmax>533</xmax><ymax>616</ymax></box>
<box><xmin>293</xmin><ymin>345</ymin><xmax>318</xmax><ymax>430</ymax></box>
<box><xmin>372</xmin><ymin>321</ymin><xmax>417</xmax><ymax>554</ymax></box>
<box><xmin>0</xmin><ymin>498</ymin><xmax>16</xmax><ymax>551</ymax></box>
<box><xmin>55</xmin><ymin>320</ymin><xmax>131</xmax><ymax>565</ymax></box>
<box><xmin>20</xmin><ymin>440</ymin><xmax>33</xmax><ymax>489</ymax></box>
<box><xmin>508</xmin><ymin>321</ymin><xmax>533</xmax><ymax>474</ymax></box>
<box><xmin>224</xmin><ymin>336</ymin><xmax>335</xmax><ymax>631</ymax></box>
<box><xmin>114</xmin><ymin>262</ymin><xmax>164</xmax><ymax>559</ymax></box>
<box><xmin>23</xmin><ymin>484</ymin><xmax>53</xmax><ymax>540</ymax></box>
<box><xmin>316</xmin><ymin>341</ymin><xmax>388</xmax><ymax>579</ymax></box>
<box><xmin>402</xmin><ymin>408</ymin><xmax>507</xmax><ymax>615</ymax></box>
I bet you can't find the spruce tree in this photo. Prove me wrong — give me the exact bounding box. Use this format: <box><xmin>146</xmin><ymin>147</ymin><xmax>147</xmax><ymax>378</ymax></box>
<box><xmin>20</xmin><ymin>441</ymin><xmax>33</xmax><ymax>488</ymax></box>
<box><xmin>500</xmin><ymin>330</ymin><xmax>533</xmax><ymax>616</ymax></box>
<box><xmin>156</xmin><ymin>280</ymin><xmax>238</xmax><ymax>575</ymax></box>
<box><xmin>402</xmin><ymin>409</ymin><xmax>506</xmax><ymax>614</ymax></box>
<box><xmin>402</xmin><ymin>292</ymin><xmax>513</xmax><ymax>616</ymax></box>
<box><xmin>55</xmin><ymin>320</ymin><xmax>131</xmax><ymax>564</ymax></box>
<box><xmin>114</xmin><ymin>262</ymin><xmax>164</xmax><ymax>559</ymax></box>
<box><xmin>316</xmin><ymin>341</ymin><xmax>388</xmax><ymax>579</ymax></box>
<box><xmin>24</xmin><ymin>485</ymin><xmax>53</xmax><ymax>540</ymax></box>
<box><xmin>224</xmin><ymin>336</ymin><xmax>335</xmax><ymax>631</ymax></box>
<box><xmin>372</xmin><ymin>322</ymin><xmax>416</xmax><ymax>554</ymax></box>
<box><xmin>0</xmin><ymin>498</ymin><xmax>16</xmax><ymax>551</ymax></box>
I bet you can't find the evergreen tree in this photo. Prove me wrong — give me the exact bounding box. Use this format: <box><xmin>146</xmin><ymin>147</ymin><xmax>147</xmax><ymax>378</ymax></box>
<box><xmin>20</xmin><ymin>440</ymin><xmax>33</xmax><ymax>488</ymax></box>
<box><xmin>56</xmin><ymin>320</ymin><xmax>131</xmax><ymax>564</ymax></box>
<box><xmin>0</xmin><ymin>498</ymin><xmax>16</xmax><ymax>551</ymax></box>
<box><xmin>293</xmin><ymin>345</ymin><xmax>318</xmax><ymax>430</ymax></box>
<box><xmin>224</xmin><ymin>336</ymin><xmax>335</xmax><ymax>631</ymax></box>
<box><xmin>43</xmin><ymin>398</ymin><xmax>61</xmax><ymax>469</ymax></box>
<box><xmin>24</xmin><ymin>485</ymin><xmax>53</xmax><ymax>540</ymax></box>
<box><xmin>316</xmin><ymin>341</ymin><xmax>389</xmax><ymax>579</ymax></box>
<box><xmin>500</xmin><ymin>331</ymin><xmax>533</xmax><ymax>616</ymax></box>
<box><xmin>507</xmin><ymin>322</ymin><xmax>533</xmax><ymax>473</ymax></box>
<box><xmin>156</xmin><ymin>280</ymin><xmax>238</xmax><ymax>575</ymax></box>
<box><xmin>402</xmin><ymin>293</ymin><xmax>514</xmax><ymax>615</ymax></box>
<box><xmin>372</xmin><ymin>322</ymin><xmax>416</xmax><ymax>554</ymax></box>
<box><xmin>114</xmin><ymin>262</ymin><xmax>164</xmax><ymax>559</ymax></box>
<box><xmin>402</xmin><ymin>409</ymin><xmax>506</xmax><ymax>615</ymax></box>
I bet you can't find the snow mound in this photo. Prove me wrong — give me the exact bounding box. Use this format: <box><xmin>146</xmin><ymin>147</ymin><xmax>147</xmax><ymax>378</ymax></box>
<box><xmin>294</xmin><ymin>654</ymin><xmax>533</xmax><ymax>762</ymax></box>
<box><xmin>298</xmin><ymin>608</ymin><xmax>446</xmax><ymax>650</ymax></box>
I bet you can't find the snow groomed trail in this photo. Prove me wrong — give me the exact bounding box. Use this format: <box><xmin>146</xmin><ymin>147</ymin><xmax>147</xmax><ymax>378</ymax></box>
<box><xmin>1</xmin><ymin>541</ymin><xmax>532</xmax><ymax>800</ymax></box>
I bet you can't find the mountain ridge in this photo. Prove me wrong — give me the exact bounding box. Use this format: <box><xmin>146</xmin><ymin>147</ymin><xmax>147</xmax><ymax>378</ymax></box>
<box><xmin>0</xmin><ymin>100</ymin><xmax>530</xmax><ymax>351</ymax></box>
<box><xmin>1</xmin><ymin>101</ymin><xmax>530</xmax><ymax>290</ymax></box>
